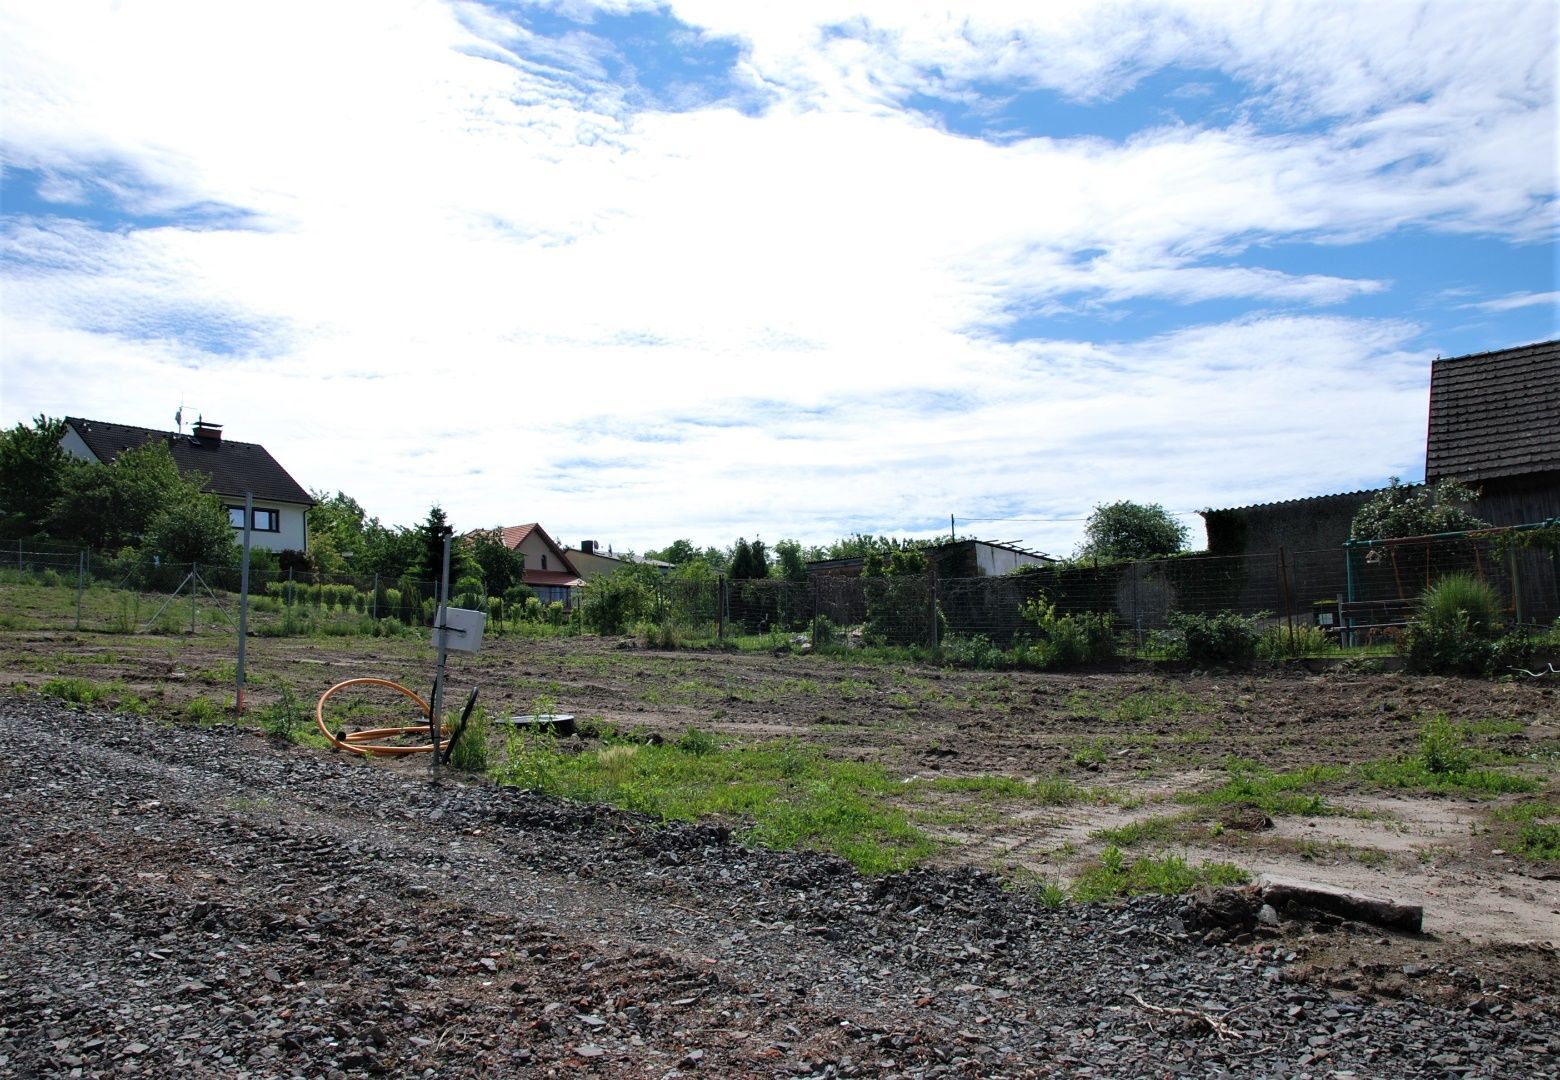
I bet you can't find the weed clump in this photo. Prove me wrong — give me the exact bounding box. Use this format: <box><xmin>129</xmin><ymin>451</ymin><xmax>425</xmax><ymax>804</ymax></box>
<box><xmin>1401</xmin><ymin>573</ymin><xmax>1504</xmax><ymax>675</ymax></box>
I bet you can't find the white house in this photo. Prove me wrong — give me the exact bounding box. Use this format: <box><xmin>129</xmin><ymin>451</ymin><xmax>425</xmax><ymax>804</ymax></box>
<box><xmin>61</xmin><ymin>417</ymin><xmax>314</xmax><ymax>552</ymax></box>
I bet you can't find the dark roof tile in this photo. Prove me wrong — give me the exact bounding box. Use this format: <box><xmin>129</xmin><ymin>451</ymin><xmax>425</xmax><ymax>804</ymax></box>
<box><xmin>1425</xmin><ymin>340</ymin><xmax>1560</xmax><ymax>483</ymax></box>
<box><xmin>64</xmin><ymin>418</ymin><xmax>313</xmax><ymax>505</ymax></box>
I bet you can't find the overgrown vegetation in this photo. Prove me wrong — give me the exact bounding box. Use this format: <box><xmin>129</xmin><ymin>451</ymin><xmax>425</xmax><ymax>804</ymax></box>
<box><xmin>1160</xmin><ymin>610</ymin><xmax>1262</xmax><ymax>668</ymax></box>
<box><xmin>1400</xmin><ymin>573</ymin><xmax>1505</xmax><ymax>675</ymax></box>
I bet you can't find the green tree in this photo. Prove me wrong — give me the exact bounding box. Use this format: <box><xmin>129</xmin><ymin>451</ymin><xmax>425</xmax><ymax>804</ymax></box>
<box><xmin>416</xmin><ymin>505</ymin><xmax>455</xmax><ymax>584</ymax></box>
<box><xmin>1349</xmin><ymin>478</ymin><xmax>1487</xmax><ymax>540</ymax></box>
<box><xmin>1075</xmin><ymin>501</ymin><xmax>1188</xmax><ymax>561</ymax></box>
<box><xmin>646</xmin><ymin>538</ymin><xmax>699</xmax><ymax>565</ymax></box>
<box><xmin>46</xmin><ymin>442</ymin><xmax>200</xmax><ymax>552</ymax></box>
<box><xmin>729</xmin><ymin>537</ymin><xmax>756</xmax><ymax>580</ymax></box>
<box><xmin>146</xmin><ymin>495</ymin><xmax>239</xmax><ymax>564</ymax></box>
<box><xmin>0</xmin><ymin>415</ymin><xmax>70</xmax><ymax>539</ymax></box>
<box><xmin>465</xmin><ymin>527</ymin><xmax>526</xmax><ymax>596</ymax></box>
<box><xmin>773</xmin><ymin>538</ymin><xmax>808</xmax><ymax>581</ymax></box>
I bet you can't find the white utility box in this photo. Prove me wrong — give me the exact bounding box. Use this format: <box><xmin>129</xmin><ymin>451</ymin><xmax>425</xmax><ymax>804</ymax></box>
<box><xmin>435</xmin><ymin>606</ymin><xmax>487</xmax><ymax>654</ymax></box>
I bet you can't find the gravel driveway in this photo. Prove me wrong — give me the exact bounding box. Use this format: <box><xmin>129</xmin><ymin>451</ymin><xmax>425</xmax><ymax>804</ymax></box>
<box><xmin>3</xmin><ymin>698</ymin><xmax>1556</xmax><ymax>1078</ymax></box>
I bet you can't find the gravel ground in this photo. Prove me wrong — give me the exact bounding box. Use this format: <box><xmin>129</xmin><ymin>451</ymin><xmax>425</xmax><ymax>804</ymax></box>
<box><xmin>2</xmin><ymin>697</ymin><xmax>1557</xmax><ymax>1079</ymax></box>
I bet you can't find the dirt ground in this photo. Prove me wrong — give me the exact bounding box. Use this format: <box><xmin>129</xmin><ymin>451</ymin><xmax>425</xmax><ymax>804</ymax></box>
<box><xmin>5</xmin><ymin>630</ymin><xmax>1558</xmax><ymax>978</ymax></box>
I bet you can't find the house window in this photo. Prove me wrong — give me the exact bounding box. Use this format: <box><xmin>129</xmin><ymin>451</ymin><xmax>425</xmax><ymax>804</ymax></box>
<box><xmin>228</xmin><ymin>506</ymin><xmax>281</xmax><ymax>532</ymax></box>
<box><xmin>541</xmin><ymin>554</ymin><xmax>548</xmax><ymax>570</ymax></box>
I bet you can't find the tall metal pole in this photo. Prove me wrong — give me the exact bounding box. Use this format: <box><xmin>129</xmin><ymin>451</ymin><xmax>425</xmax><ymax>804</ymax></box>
<box><xmin>75</xmin><ymin>551</ymin><xmax>85</xmax><ymax>631</ymax></box>
<box><xmin>430</xmin><ymin>535</ymin><xmax>453</xmax><ymax>779</ymax></box>
<box><xmin>236</xmin><ymin>492</ymin><xmax>253</xmax><ymax>715</ymax></box>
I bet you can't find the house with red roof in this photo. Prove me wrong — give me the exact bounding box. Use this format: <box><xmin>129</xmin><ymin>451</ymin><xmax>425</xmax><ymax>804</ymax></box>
<box><xmin>497</xmin><ymin>522</ymin><xmax>585</xmax><ymax>607</ymax></box>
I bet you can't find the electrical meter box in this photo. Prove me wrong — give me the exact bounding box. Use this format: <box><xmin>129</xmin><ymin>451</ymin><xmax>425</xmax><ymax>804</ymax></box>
<box><xmin>435</xmin><ymin>606</ymin><xmax>487</xmax><ymax>653</ymax></box>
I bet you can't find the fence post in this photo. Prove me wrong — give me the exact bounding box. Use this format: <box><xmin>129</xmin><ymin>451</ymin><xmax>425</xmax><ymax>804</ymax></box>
<box><xmin>75</xmin><ymin>550</ymin><xmax>85</xmax><ymax>630</ymax></box>
<box><xmin>811</xmin><ymin>576</ymin><xmax>819</xmax><ymax>649</ymax></box>
<box><xmin>1278</xmin><ymin>547</ymin><xmax>1294</xmax><ymax>651</ymax></box>
<box><xmin>190</xmin><ymin>562</ymin><xmax>198</xmax><ymax>634</ymax></box>
<box><xmin>372</xmin><ymin>573</ymin><xmax>379</xmax><ymax>620</ymax></box>
<box><xmin>1508</xmin><ymin>545</ymin><xmax>1524</xmax><ymax>625</ymax></box>
<box><xmin>287</xmin><ymin>566</ymin><xmax>294</xmax><ymax>610</ymax></box>
<box><xmin>926</xmin><ymin>558</ymin><xmax>939</xmax><ymax>649</ymax></box>
<box><xmin>717</xmin><ymin>575</ymin><xmax>726</xmax><ymax>643</ymax></box>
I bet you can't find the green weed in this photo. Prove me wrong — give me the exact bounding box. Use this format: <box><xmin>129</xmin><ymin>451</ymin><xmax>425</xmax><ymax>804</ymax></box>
<box><xmin>38</xmin><ymin>677</ymin><xmax>111</xmax><ymax>705</ymax></box>
<box><xmin>1070</xmin><ymin>846</ymin><xmax>1248</xmax><ymax>902</ymax></box>
<box><xmin>495</xmin><ymin>734</ymin><xmax>934</xmax><ymax>874</ymax></box>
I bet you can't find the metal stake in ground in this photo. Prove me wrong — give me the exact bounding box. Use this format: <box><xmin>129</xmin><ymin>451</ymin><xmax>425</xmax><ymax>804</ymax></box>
<box><xmin>429</xmin><ymin>535</ymin><xmax>453</xmax><ymax>780</ymax></box>
<box><xmin>236</xmin><ymin>492</ymin><xmax>252</xmax><ymax>715</ymax></box>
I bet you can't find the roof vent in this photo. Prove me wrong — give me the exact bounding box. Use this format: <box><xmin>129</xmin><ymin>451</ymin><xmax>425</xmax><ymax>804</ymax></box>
<box><xmin>192</xmin><ymin>420</ymin><xmax>223</xmax><ymax>444</ymax></box>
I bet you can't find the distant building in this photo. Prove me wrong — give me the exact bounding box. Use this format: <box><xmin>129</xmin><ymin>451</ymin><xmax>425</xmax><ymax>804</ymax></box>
<box><xmin>563</xmin><ymin>540</ymin><xmax>673</xmax><ymax>580</ymax></box>
<box><xmin>61</xmin><ymin>416</ymin><xmax>313</xmax><ymax>552</ymax></box>
<box><xmin>805</xmin><ymin>538</ymin><xmax>1054</xmax><ymax>579</ymax></box>
<box><xmin>494</xmin><ymin>522</ymin><xmax>585</xmax><ymax>607</ymax></box>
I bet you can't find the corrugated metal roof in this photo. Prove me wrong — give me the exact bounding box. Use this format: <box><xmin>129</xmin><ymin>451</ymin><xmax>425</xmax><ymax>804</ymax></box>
<box><xmin>1426</xmin><ymin>339</ymin><xmax>1560</xmax><ymax>483</ymax></box>
<box><xmin>65</xmin><ymin>417</ymin><xmax>312</xmax><ymax>505</ymax></box>
<box><xmin>1201</xmin><ymin>489</ymin><xmax>1382</xmax><ymax>515</ymax></box>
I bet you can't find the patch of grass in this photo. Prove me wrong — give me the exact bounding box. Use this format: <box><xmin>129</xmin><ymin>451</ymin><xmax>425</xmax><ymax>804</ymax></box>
<box><xmin>1183</xmin><ymin>759</ymin><xmax>1346</xmax><ymax>817</ymax></box>
<box><xmin>1093</xmin><ymin>811</ymin><xmax>1200</xmax><ymax>846</ymax></box>
<box><xmin>183</xmin><ymin>697</ymin><xmax>224</xmax><ymax>725</ymax></box>
<box><xmin>38</xmin><ymin>676</ymin><xmax>112</xmax><ymax>705</ymax></box>
<box><xmin>1490</xmin><ymin>801</ymin><xmax>1560</xmax><ymax>861</ymax></box>
<box><xmin>1355</xmin><ymin>713</ymin><xmax>1539</xmax><ymax>796</ymax></box>
<box><xmin>496</xmin><ymin>734</ymin><xmax>936</xmax><ymax>875</ymax></box>
<box><xmin>1070</xmin><ymin>738</ymin><xmax>1110</xmax><ymax>767</ymax></box>
<box><xmin>923</xmin><ymin>774</ymin><xmax>1114</xmax><ymax>805</ymax></box>
<box><xmin>1070</xmin><ymin>845</ymin><xmax>1249</xmax><ymax>902</ymax></box>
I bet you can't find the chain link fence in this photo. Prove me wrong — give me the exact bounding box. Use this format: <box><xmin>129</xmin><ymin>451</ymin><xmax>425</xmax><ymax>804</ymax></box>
<box><xmin>3</xmin><ymin>522</ymin><xmax>1556</xmax><ymax>651</ymax></box>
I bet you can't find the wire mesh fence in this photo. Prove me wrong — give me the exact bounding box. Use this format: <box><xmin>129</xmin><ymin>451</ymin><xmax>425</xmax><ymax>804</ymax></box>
<box><xmin>3</xmin><ymin>521</ymin><xmax>1555</xmax><ymax>652</ymax></box>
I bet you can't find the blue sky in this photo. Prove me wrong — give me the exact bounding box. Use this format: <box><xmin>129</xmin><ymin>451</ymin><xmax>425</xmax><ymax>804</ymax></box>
<box><xmin>1</xmin><ymin>0</ymin><xmax>1555</xmax><ymax>557</ymax></box>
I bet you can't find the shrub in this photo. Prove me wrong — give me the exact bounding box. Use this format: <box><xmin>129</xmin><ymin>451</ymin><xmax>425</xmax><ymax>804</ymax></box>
<box><xmin>1020</xmin><ymin>593</ymin><xmax>1117</xmax><ymax>669</ymax></box>
<box><xmin>1165</xmin><ymin>610</ymin><xmax>1261</xmax><ymax>668</ymax></box>
<box><xmin>637</xmin><ymin>619</ymin><xmax>682</xmax><ymax>649</ymax></box>
<box><xmin>1255</xmin><ymin>623</ymin><xmax>1332</xmax><ymax>660</ymax></box>
<box><xmin>941</xmin><ymin>633</ymin><xmax>1005</xmax><ymax>670</ymax></box>
<box><xmin>1401</xmin><ymin>573</ymin><xmax>1504</xmax><ymax>675</ymax></box>
<box><xmin>811</xmin><ymin>615</ymin><xmax>841</xmax><ymax>649</ymax></box>
<box><xmin>256</xmin><ymin>685</ymin><xmax>308</xmax><ymax>739</ymax></box>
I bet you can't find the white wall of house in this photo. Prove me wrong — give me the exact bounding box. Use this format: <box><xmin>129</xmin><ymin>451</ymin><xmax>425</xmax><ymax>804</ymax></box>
<box><xmin>515</xmin><ymin>531</ymin><xmax>566</xmax><ymax>574</ymax></box>
<box><xmin>61</xmin><ymin>429</ymin><xmax>308</xmax><ymax>552</ymax></box>
<box><xmin>225</xmin><ymin>501</ymin><xmax>310</xmax><ymax>552</ymax></box>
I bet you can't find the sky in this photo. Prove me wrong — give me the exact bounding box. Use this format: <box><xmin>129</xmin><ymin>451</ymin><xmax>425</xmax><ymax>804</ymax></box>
<box><xmin>1</xmin><ymin>0</ymin><xmax>1555</xmax><ymax>559</ymax></box>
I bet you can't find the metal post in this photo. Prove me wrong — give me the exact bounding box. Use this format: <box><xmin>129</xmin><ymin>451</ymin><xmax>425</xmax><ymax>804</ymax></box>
<box><xmin>811</xmin><ymin>576</ymin><xmax>819</xmax><ymax>649</ymax></box>
<box><xmin>926</xmin><ymin>556</ymin><xmax>938</xmax><ymax>649</ymax></box>
<box><xmin>371</xmin><ymin>573</ymin><xmax>379</xmax><ymax>621</ymax></box>
<box><xmin>236</xmin><ymin>493</ymin><xmax>253</xmax><ymax>715</ymax></box>
<box><xmin>430</xmin><ymin>535</ymin><xmax>453</xmax><ymax>780</ymax></box>
<box><xmin>717</xmin><ymin>575</ymin><xmax>726</xmax><ymax>642</ymax></box>
<box><xmin>1278</xmin><ymin>547</ymin><xmax>1294</xmax><ymax>651</ymax></box>
<box><xmin>191</xmin><ymin>561</ymin><xmax>198</xmax><ymax>634</ymax></box>
<box><xmin>287</xmin><ymin>566</ymin><xmax>294</xmax><ymax>608</ymax></box>
<box><xmin>75</xmin><ymin>551</ymin><xmax>85</xmax><ymax>631</ymax></box>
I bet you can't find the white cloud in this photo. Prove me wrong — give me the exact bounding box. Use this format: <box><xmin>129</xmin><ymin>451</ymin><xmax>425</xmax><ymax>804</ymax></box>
<box><xmin>1</xmin><ymin>0</ymin><xmax>1553</xmax><ymax>555</ymax></box>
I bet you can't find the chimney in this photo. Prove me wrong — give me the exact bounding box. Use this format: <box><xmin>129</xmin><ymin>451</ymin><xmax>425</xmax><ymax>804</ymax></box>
<box><xmin>193</xmin><ymin>419</ymin><xmax>223</xmax><ymax>444</ymax></box>
<box><xmin>580</xmin><ymin>540</ymin><xmax>596</xmax><ymax>555</ymax></box>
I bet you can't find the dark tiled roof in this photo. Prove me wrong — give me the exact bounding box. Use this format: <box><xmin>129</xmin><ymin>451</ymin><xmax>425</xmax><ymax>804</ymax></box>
<box><xmin>1426</xmin><ymin>339</ymin><xmax>1560</xmax><ymax>483</ymax></box>
<box><xmin>64</xmin><ymin>418</ymin><xmax>313</xmax><ymax>505</ymax></box>
<box><xmin>1201</xmin><ymin>489</ymin><xmax>1382</xmax><ymax>515</ymax></box>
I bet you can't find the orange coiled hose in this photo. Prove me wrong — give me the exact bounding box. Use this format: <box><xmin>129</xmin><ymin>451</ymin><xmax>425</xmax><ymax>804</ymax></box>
<box><xmin>315</xmin><ymin>677</ymin><xmax>450</xmax><ymax>756</ymax></box>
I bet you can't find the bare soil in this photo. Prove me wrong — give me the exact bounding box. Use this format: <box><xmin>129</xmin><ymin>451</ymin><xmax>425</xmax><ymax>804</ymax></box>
<box><xmin>3</xmin><ymin>630</ymin><xmax>1558</xmax><ymax>1076</ymax></box>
